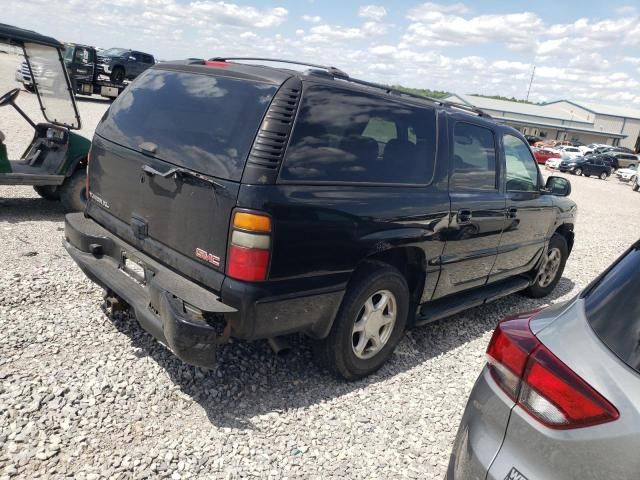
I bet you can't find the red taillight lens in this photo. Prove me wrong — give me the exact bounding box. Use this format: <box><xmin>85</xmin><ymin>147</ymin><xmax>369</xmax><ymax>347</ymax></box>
<box><xmin>486</xmin><ymin>310</ymin><xmax>619</xmax><ymax>429</ymax></box>
<box><xmin>226</xmin><ymin>211</ymin><xmax>271</xmax><ymax>282</ymax></box>
<box><xmin>227</xmin><ymin>245</ymin><xmax>269</xmax><ymax>281</ymax></box>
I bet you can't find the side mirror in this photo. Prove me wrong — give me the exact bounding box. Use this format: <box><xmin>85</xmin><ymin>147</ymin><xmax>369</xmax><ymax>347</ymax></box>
<box><xmin>545</xmin><ymin>176</ymin><xmax>571</xmax><ymax>196</ymax></box>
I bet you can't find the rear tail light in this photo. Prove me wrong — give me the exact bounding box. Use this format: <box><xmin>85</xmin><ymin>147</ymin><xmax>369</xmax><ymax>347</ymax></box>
<box><xmin>486</xmin><ymin>310</ymin><xmax>619</xmax><ymax>429</ymax></box>
<box><xmin>226</xmin><ymin>211</ymin><xmax>272</xmax><ymax>282</ymax></box>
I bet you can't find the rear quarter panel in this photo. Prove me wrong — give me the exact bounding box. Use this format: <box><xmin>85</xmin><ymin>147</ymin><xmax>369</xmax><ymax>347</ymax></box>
<box><xmin>236</xmin><ymin>183</ymin><xmax>450</xmax><ymax>302</ymax></box>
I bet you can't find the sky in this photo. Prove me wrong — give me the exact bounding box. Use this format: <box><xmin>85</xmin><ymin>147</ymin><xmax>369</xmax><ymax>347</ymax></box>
<box><xmin>5</xmin><ymin>0</ymin><xmax>640</xmax><ymax>106</ymax></box>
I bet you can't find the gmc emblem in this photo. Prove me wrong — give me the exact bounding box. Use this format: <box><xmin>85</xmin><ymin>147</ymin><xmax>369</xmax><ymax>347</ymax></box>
<box><xmin>195</xmin><ymin>248</ymin><xmax>220</xmax><ymax>267</ymax></box>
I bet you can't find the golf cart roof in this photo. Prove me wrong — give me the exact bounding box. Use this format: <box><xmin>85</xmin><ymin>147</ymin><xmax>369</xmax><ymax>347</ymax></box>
<box><xmin>0</xmin><ymin>23</ymin><xmax>63</xmax><ymax>49</ymax></box>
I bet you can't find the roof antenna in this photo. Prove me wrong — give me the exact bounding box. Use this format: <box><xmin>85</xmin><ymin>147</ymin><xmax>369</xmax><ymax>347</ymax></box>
<box><xmin>526</xmin><ymin>65</ymin><xmax>536</xmax><ymax>103</ymax></box>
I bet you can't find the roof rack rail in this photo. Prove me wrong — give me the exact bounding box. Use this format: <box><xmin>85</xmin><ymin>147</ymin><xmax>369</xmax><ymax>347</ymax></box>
<box><xmin>208</xmin><ymin>57</ymin><xmax>491</xmax><ymax>118</ymax></box>
<box><xmin>209</xmin><ymin>57</ymin><xmax>349</xmax><ymax>79</ymax></box>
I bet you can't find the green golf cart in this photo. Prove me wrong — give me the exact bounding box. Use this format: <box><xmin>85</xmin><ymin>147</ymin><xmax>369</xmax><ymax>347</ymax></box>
<box><xmin>0</xmin><ymin>23</ymin><xmax>90</xmax><ymax>212</ymax></box>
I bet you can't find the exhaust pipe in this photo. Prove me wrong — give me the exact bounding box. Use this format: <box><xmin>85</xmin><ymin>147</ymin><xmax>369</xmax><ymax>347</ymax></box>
<box><xmin>267</xmin><ymin>336</ymin><xmax>291</xmax><ymax>355</ymax></box>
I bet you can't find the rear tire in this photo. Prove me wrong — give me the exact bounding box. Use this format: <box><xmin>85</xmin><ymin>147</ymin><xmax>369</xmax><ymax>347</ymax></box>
<box><xmin>311</xmin><ymin>262</ymin><xmax>409</xmax><ymax>380</ymax></box>
<box><xmin>523</xmin><ymin>234</ymin><xmax>568</xmax><ymax>298</ymax></box>
<box><xmin>574</xmin><ymin>167</ymin><xmax>582</xmax><ymax>176</ymax></box>
<box><xmin>633</xmin><ymin>176</ymin><xmax>639</xmax><ymax>192</ymax></box>
<box><xmin>599</xmin><ymin>171</ymin><xmax>608</xmax><ymax>180</ymax></box>
<box><xmin>33</xmin><ymin>185</ymin><xmax>60</xmax><ymax>201</ymax></box>
<box><xmin>59</xmin><ymin>169</ymin><xmax>87</xmax><ymax>212</ymax></box>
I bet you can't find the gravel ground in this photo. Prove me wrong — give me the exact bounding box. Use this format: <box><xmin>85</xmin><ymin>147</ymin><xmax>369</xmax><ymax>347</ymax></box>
<box><xmin>2</xmin><ymin>51</ymin><xmax>640</xmax><ymax>479</ymax></box>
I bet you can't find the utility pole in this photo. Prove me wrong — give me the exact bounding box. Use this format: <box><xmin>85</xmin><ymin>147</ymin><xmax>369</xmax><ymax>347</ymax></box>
<box><xmin>526</xmin><ymin>65</ymin><xmax>536</xmax><ymax>102</ymax></box>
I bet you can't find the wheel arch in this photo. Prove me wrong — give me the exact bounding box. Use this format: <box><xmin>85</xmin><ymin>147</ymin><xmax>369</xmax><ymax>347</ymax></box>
<box><xmin>354</xmin><ymin>246</ymin><xmax>427</xmax><ymax>306</ymax></box>
<box><xmin>554</xmin><ymin>223</ymin><xmax>574</xmax><ymax>254</ymax></box>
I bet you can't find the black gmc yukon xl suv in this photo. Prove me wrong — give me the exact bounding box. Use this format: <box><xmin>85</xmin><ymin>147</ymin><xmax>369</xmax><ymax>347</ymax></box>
<box><xmin>65</xmin><ymin>59</ymin><xmax>576</xmax><ymax>380</ymax></box>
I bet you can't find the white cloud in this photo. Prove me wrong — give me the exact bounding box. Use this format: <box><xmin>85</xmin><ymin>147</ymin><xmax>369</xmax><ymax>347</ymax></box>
<box><xmin>304</xmin><ymin>24</ymin><xmax>365</xmax><ymax>43</ymax></box>
<box><xmin>358</xmin><ymin>5</ymin><xmax>387</xmax><ymax>21</ymax></box>
<box><xmin>403</xmin><ymin>10</ymin><xmax>543</xmax><ymax>50</ymax></box>
<box><xmin>408</xmin><ymin>2</ymin><xmax>471</xmax><ymax>17</ymax></box>
<box><xmin>302</xmin><ymin>15</ymin><xmax>321</xmax><ymax>23</ymax></box>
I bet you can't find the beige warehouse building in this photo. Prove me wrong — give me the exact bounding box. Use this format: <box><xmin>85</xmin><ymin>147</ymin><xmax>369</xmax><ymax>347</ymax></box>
<box><xmin>445</xmin><ymin>94</ymin><xmax>640</xmax><ymax>152</ymax></box>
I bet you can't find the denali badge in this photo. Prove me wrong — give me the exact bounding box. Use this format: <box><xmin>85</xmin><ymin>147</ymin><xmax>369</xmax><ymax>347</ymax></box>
<box><xmin>89</xmin><ymin>192</ymin><xmax>110</xmax><ymax>209</ymax></box>
<box><xmin>195</xmin><ymin>248</ymin><xmax>220</xmax><ymax>267</ymax></box>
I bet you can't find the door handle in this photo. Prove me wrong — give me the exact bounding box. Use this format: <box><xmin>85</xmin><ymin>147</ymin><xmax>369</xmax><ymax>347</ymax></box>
<box><xmin>456</xmin><ymin>209</ymin><xmax>472</xmax><ymax>224</ymax></box>
<box><xmin>507</xmin><ymin>208</ymin><xmax>518</xmax><ymax>219</ymax></box>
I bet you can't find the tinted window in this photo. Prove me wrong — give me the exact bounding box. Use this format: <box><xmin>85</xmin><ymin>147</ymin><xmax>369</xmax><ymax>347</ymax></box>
<box><xmin>585</xmin><ymin>246</ymin><xmax>640</xmax><ymax>374</ymax></box>
<box><xmin>281</xmin><ymin>85</ymin><xmax>436</xmax><ymax>184</ymax></box>
<box><xmin>142</xmin><ymin>55</ymin><xmax>154</xmax><ymax>64</ymax></box>
<box><xmin>451</xmin><ymin>123</ymin><xmax>497</xmax><ymax>190</ymax></box>
<box><xmin>504</xmin><ymin>134</ymin><xmax>539</xmax><ymax>192</ymax></box>
<box><xmin>98</xmin><ymin>68</ymin><xmax>277</xmax><ymax>180</ymax></box>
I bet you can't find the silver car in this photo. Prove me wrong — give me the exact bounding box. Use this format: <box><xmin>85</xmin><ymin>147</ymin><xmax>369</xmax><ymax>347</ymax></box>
<box><xmin>448</xmin><ymin>241</ymin><xmax>640</xmax><ymax>480</ymax></box>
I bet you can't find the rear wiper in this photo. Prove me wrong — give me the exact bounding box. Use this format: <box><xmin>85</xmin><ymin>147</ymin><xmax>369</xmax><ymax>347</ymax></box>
<box><xmin>141</xmin><ymin>164</ymin><xmax>227</xmax><ymax>192</ymax></box>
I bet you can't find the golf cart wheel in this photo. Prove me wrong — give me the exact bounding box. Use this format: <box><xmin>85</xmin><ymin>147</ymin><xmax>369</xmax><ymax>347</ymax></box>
<box><xmin>110</xmin><ymin>67</ymin><xmax>125</xmax><ymax>84</ymax></box>
<box><xmin>311</xmin><ymin>261</ymin><xmax>409</xmax><ymax>380</ymax></box>
<box><xmin>574</xmin><ymin>167</ymin><xmax>582</xmax><ymax>176</ymax></box>
<box><xmin>633</xmin><ymin>176</ymin><xmax>639</xmax><ymax>192</ymax></box>
<box><xmin>59</xmin><ymin>169</ymin><xmax>87</xmax><ymax>213</ymax></box>
<box><xmin>599</xmin><ymin>171</ymin><xmax>608</xmax><ymax>180</ymax></box>
<box><xmin>33</xmin><ymin>185</ymin><xmax>60</xmax><ymax>201</ymax></box>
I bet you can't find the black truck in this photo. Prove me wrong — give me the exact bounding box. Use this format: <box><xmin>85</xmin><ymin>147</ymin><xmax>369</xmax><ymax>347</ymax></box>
<box><xmin>64</xmin><ymin>58</ymin><xmax>577</xmax><ymax>380</ymax></box>
<box><xmin>17</xmin><ymin>43</ymin><xmax>130</xmax><ymax>99</ymax></box>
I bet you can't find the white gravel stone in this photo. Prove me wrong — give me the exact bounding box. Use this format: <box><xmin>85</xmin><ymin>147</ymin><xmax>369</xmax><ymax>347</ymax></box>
<box><xmin>2</xmin><ymin>50</ymin><xmax>640</xmax><ymax>479</ymax></box>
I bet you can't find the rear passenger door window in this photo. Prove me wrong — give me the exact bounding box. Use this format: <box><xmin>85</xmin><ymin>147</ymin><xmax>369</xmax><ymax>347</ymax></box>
<box><xmin>281</xmin><ymin>85</ymin><xmax>437</xmax><ymax>184</ymax></box>
<box><xmin>503</xmin><ymin>134</ymin><xmax>540</xmax><ymax>192</ymax></box>
<box><xmin>451</xmin><ymin>123</ymin><xmax>497</xmax><ymax>191</ymax></box>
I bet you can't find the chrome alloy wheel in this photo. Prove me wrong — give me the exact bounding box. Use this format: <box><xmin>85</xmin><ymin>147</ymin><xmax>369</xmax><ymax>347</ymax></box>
<box><xmin>351</xmin><ymin>290</ymin><xmax>397</xmax><ymax>360</ymax></box>
<box><xmin>537</xmin><ymin>247</ymin><xmax>562</xmax><ymax>288</ymax></box>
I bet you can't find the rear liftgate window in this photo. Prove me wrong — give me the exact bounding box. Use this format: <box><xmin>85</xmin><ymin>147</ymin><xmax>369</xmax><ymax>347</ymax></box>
<box><xmin>585</xmin><ymin>245</ymin><xmax>640</xmax><ymax>374</ymax></box>
<box><xmin>98</xmin><ymin>68</ymin><xmax>278</xmax><ymax>181</ymax></box>
<box><xmin>280</xmin><ymin>84</ymin><xmax>437</xmax><ymax>184</ymax></box>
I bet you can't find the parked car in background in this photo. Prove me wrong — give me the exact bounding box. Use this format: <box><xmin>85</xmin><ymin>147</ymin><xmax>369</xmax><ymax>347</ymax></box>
<box><xmin>560</xmin><ymin>157</ymin><xmax>611</xmax><ymax>179</ymax></box>
<box><xmin>578</xmin><ymin>143</ymin><xmax>605</xmax><ymax>155</ymax></box>
<box><xmin>447</xmin><ymin>240</ymin><xmax>640</xmax><ymax>480</ymax></box>
<box><xmin>545</xmin><ymin>157</ymin><xmax>562</xmax><ymax>169</ymax></box>
<box><xmin>616</xmin><ymin>166</ymin><xmax>637</xmax><ymax>183</ymax></box>
<box><xmin>63</xmin><ymin>58</ymin><xmax>576</xmax><ymax>380</ymax></box>
<box><xmin>591</xmin><ymin>152</ymin><xmax>638</xmax><ymax>171</ymax></box>
<box><xmin>97</xmin><ymin>48</ymin><xmax>155</xmax><ymax>84</ymax></box>
<box><xmin>533</xmin><ymin>148</ymin><xmax>560</xmax><ymax>165</ymax></box>
<box><xmin>525</xmin><ymin>135</ymin><xmax>541</xmax><ymax>146</ymax></box>
<box><xmin>557</xmin><ymin>146</ymin><xmax>583</xmax><ymax>160</ymax></box>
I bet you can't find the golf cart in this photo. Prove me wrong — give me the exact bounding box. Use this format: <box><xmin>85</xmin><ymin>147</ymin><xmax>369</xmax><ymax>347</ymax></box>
<box><xmin>0</xmin><ymin>23</ymin><xmax>89</xmax><ymax>212</ymax></box>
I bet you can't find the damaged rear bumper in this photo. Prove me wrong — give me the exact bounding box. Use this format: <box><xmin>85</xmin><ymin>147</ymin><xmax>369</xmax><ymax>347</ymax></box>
<box><xmin>64</xmin><ymin>213</ymin><xmax>236</xmax><ymax>368</ymax></box>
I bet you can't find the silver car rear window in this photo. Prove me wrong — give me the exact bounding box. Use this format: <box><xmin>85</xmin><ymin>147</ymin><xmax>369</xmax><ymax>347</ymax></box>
<box><xmin>585</xmin><ymin>245</ymin><xmax>640</xmax><ymax>374</ymax></box>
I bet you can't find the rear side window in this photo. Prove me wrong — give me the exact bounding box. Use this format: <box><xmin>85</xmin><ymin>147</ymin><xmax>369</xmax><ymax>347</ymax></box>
<box><xmin>280</xmin><ymin>85</ymin><xmax>436</xmax><ymax>184</ymax></box>
<box><xmin>97</xmin><ymin>68</ymin><xmax>278</xmax><ymax>180</ymax></box>
<box><xmin>585</xmin><ymin>245</ymin><xmax>640</xmax><ymax>374</ymax></box>
<box><xmin>451</xmin><ymin>123</ymin><xmax>497</xmax><ymax>190</ymax></box>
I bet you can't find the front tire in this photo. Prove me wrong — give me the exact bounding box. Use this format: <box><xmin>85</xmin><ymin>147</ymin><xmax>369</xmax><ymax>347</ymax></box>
<box><xmin>110</xmin><ymin>67</ymin><xmax>125</xmax><ymax>84</ymax></box>
<box><xmin>33</xmin><ymin>185</ymin><xmax>60</xmax><ymax>201</ymax></box>
<box><xmin>633</xmin><ymin>176</ymin><xmax>639</xmax><ymax>192</ymax></box>
<box><xmin>59</xmin><ymin>169</ymin><xmax>87</xmax><ymax>212</ymax></box>
<box><xmin>523</xmin><ymin>234</ymin><xmax>568</xmax><ymax>298</ymax></box>
<box><xmin>599</xmin><ymin>171</ymin><xmax>608</xmax><ymax>180</ymax></box>
<box><xmin>312</xmin><ymin>262</ymin><xmax>409</xmax><ymax>380</ymax></box>
<box><xmin>574</xmin><ymin>167</ymin><xmax>582</xmax><ymax>176</ymax></box>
